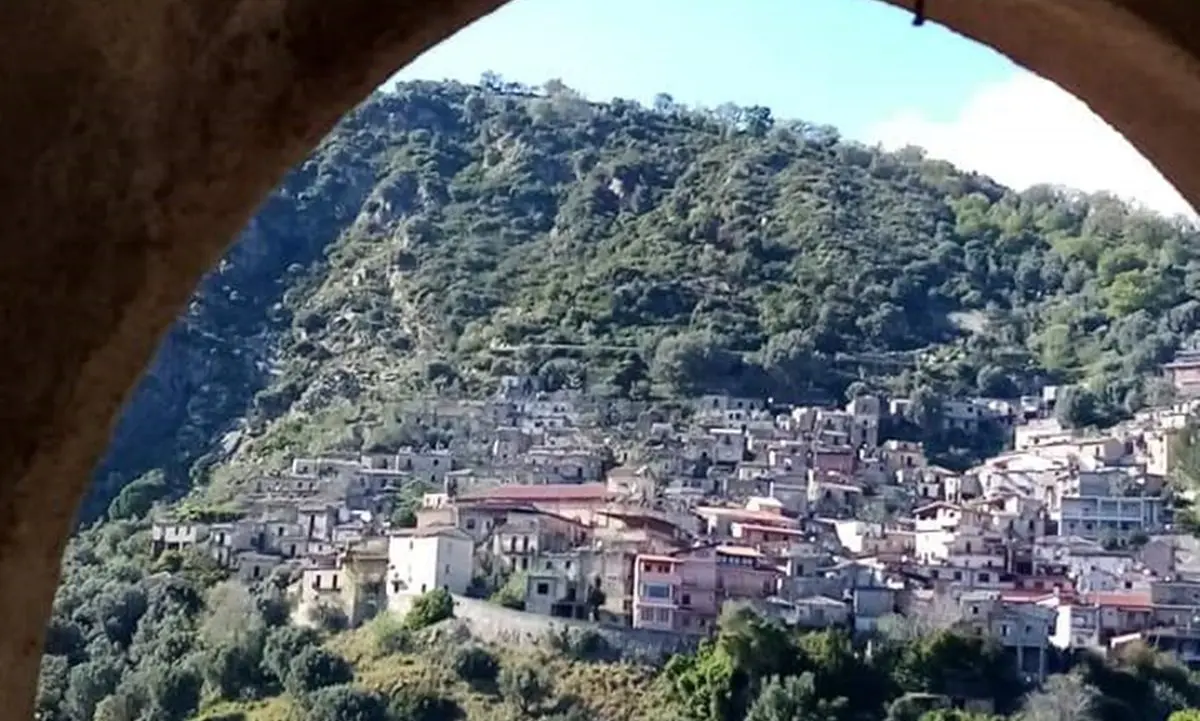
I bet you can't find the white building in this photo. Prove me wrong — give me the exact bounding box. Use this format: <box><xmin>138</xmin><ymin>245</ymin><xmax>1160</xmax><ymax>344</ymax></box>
<box><xmin>386</xmin><ymin>525</ymin><xmax>474</xmax><ymax>601</ymax></box>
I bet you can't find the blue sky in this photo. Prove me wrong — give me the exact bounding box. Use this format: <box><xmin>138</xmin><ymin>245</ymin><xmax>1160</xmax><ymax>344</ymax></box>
<box><xmin>393</xmin><ymin>0</ymin><xmax>1194</xmax><ymax>217</ymax></box>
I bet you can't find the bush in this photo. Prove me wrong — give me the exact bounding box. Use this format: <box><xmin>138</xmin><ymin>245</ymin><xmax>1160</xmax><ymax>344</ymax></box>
<box><xmin>308</xmin><ymin>602</ymin><xmax>350</xmax><ymax>633</ymax></box>
<box><xmin>387</xmin><ymin>687</ymin><xmax>462</xmax><ymax>721</ymax></box>
<box><xmin>499</xmin><ymin>658</ymin><xmax>552</xmax><ymax>715</ymax></box>
<box><xmin>404</xmin><ymin>589</ymin><xmax>454</xmax><ymax>630</ymax></box>
<box><xmin>542</xmin><ymin>627</ymin><xmax>616</xmax><ymax>662</ymax></box>
<box><xmin>285</xmin><ymin>647</ymin><xmax>353</xmax><ymax>697</ymax></box>
<box><xmin>262</xmin><ymin>625</ymin><xmax>321</xmax><ymax>687</ymax></box>
<box><xmin>305</xmin><ymin>685</ymin><xmax>388</xmax><ymax>721</ymax></box>
<box><xmin>450</xmin><ymin>645</ymin><xmax>499</xmax><ymax>685</ymax></box>
<box><xmin>489</xmin><ymin>573</ymin><xmax>527</xmax><ymax>611</ymax></box>
<box><xmin>369</xmin><ymin>614</ymin><xmax>413</xmax><ymax>657</ymax></box>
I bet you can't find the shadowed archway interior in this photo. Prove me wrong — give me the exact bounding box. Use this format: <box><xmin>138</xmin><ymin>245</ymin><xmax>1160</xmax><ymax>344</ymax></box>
<box><xmin>0</xmin><ymin>0</ymin><xmax>1198</xmax><ymax>716</ymax></box>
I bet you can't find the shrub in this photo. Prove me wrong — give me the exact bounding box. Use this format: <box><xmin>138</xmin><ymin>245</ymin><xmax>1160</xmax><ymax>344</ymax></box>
<box><xmin>450</xmin><ymin>645</ymin><xmax>499</xmax><ymax>685</ymax></box>
<box><xmin>262</xmin><ymin>625</ymin><xmax>321</xmax><ymax>687</ymax></box>
<box><xmin>308</xmin><ymin>602</ymin><xmax>350</xmax><ymax>633</ymax></box>
<box><xmin>403</xmin><ymin>589</ymin><xmax>454</xmax><ymax>631</ymax></box>
<box><xmin>489</xmin><ymin>573</ymin><xmax>527</xmax><ymax>610</ymax></box>
<box><xmin>543</xmin><ymin>627</ymin><xmax>616</xmax><ymax>662</ymax></box>
<box><xmin>304</xmin><ymin>684</ymin><xmax>388</xmax><ymax>721</ymax></box>
<box><xmin>369</xmin><ymin>614</ymin><xmax>413</xmax><ymax>657</ymax></box>
<box><xmin>285</xmin><ymin>647</ymin><xmax>353</xmax><ymax>697</ymax></box>
<box><xmin>499</xmin><ymin>658</ymin><xmax>552</xmax><ymax>715</ymax></box>
<box><xmin>388</xmin><ymin>687</ymin><xmax>462</xmax><ymax>721</ymax></box>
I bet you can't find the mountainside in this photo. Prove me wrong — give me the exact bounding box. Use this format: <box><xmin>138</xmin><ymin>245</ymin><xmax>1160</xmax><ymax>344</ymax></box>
<box><xmin>87</xmin><ymin>77</ymin><xmax>1200</xmax><ymax>520</ymax></box>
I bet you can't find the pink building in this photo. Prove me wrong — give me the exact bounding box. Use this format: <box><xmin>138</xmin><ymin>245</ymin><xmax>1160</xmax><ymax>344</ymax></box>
<box><xmin>632</xmin><ymin>544</ymin><xmax>781</xmax><ymax>634</ymax></box>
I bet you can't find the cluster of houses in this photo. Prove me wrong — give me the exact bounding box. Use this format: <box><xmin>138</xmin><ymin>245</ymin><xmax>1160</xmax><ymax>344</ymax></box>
<box><xmin>149</xmin><ymin>373</ymin><xmax>1200</xmax><ymax>678</ymax></box>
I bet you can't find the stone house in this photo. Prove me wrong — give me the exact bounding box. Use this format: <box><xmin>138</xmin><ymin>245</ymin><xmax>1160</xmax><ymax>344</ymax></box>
<box><xmin>295</xmin><ymin>541</ymin><xmax>389</xmax><ymax>627</ymax></box>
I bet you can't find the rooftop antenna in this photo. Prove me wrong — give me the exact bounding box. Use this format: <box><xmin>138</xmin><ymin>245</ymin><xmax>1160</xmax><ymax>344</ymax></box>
<box><xmin>912</xmin><ymin>0</ymin><xmax>927</xmax><ymax>26</ymax></box>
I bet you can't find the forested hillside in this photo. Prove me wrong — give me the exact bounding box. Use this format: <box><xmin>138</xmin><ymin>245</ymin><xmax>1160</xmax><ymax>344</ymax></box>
<box><xmin>88</xmin><ymin>76</ymin><xmax>1200</xmax><ymax>520</ymax></box>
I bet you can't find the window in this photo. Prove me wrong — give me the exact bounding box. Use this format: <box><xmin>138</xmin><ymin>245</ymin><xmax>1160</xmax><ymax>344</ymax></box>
<box><xmin>1000</xmin><ymin>624</ymin><xmax>1010</xmax><ymax>637</ymax></box>
<box><xmin>978</xmin><ymin>572</ymin><xmax>990</xmax><ymax>582</ymax></box>
<box><xmin>953</xmin><ymin>571</ymin><xmax>963</xmax><ymax>581</ymax></box>
<box><xmin>641</xmin><ymin>583</ymin><xmax>672</xmax><ymax>600</ymax></box>
<box><xmin>682</xmin><ymin>593</ymin><xmax>691</xmax><ymax>606</ymax></box>
<box><xmin>971</xmin><ymin>605</ymin><xmax>979</xmax><ymax>616</ymax></box>
<box><xmin>655</xmin><ymin>607</ymin><xmax>672</xmax><ymax>623</ymax></box>
<box><xmin>638</xmin><ymin>607</ymin><xmax>653</xmax><ymax>622</ymax></box>
<box><xmin>521</xmin><ymin>557</ymin><xmax>529</xmax><ymax>570</ymax></box>
<box><xmin>465</xmin><ymin>518</ymin><xmax>476</xmax><ymax>530</ymax></box>
<box><xmin>536</xmin><ymin>583</ymin><xmax>550</xmax><ymax>596</ymax></box>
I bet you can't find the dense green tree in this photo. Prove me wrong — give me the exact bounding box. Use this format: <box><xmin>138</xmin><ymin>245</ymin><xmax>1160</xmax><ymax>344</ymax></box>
<box><xmin>745</xmin><ymin>673</ymin><xmax>848</xmax><ymax>721</ymax></box>
<box><xmin>404</xmin><ymin>588</ymin><xmax>455</xmax><ymax>630</ymax></box>
<box><xmin>304</xmin><ymin>685</ymin><xmax>389</xmax><ymax>721</ymax></box>
<box><xmin>106</xmin><ymin>469</ymin><xmax>167</xmax><ymax>520</ymax></box>
<box><xmin>285</xmin><ymin>647</ymin><xmax>354</xmax><ymax>697</ymax></box>
<box><xmin>262</xmin><ymin>625</ymin><xmax>322</xmax><ymax>687</ymax></box>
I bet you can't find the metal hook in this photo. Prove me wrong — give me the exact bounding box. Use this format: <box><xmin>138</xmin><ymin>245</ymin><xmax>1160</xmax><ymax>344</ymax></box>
<box><xmin>913</xmin><ymin>0</ymin><xmax>926</xmax><ymax>26</ymax></box>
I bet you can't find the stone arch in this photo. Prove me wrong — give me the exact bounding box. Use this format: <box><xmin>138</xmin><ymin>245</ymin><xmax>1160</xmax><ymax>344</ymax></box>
<box><xmin>0</xmin><ymin>0</ymin><xmax>1198</xmax><ymax>713</ymax></box>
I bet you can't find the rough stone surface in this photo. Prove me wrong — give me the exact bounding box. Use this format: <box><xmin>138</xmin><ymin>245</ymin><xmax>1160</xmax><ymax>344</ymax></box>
<box><xmin>0</xmin><ymin>0</ymin><xmax>1197</xmax><ymax>716</ymax></box>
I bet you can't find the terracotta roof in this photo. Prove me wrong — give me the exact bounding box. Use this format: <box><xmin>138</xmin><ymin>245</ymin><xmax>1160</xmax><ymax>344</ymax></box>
<box><xmin>1085</xmin><ymin>591</ymin><xmax>1153</xmax><ymax>609</ymax></box>
<box><xmin>459</xmin><ymin>482</ymin><xmax>612</xmax><ymax>503</ymax></box>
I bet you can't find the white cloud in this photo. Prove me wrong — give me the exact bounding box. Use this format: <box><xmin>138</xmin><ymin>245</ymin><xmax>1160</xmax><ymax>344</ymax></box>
<box><xmin>864</xmin><ymin>72</ymin><xmax>1196</xmax><ymax>218</ymax></box>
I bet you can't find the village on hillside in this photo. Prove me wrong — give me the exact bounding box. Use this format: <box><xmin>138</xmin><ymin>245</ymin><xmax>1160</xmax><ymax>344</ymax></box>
<box><xmin>148</xmin><ymin>353</ymin><xmax>1200</xmax><ymax>680</ymax></box>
